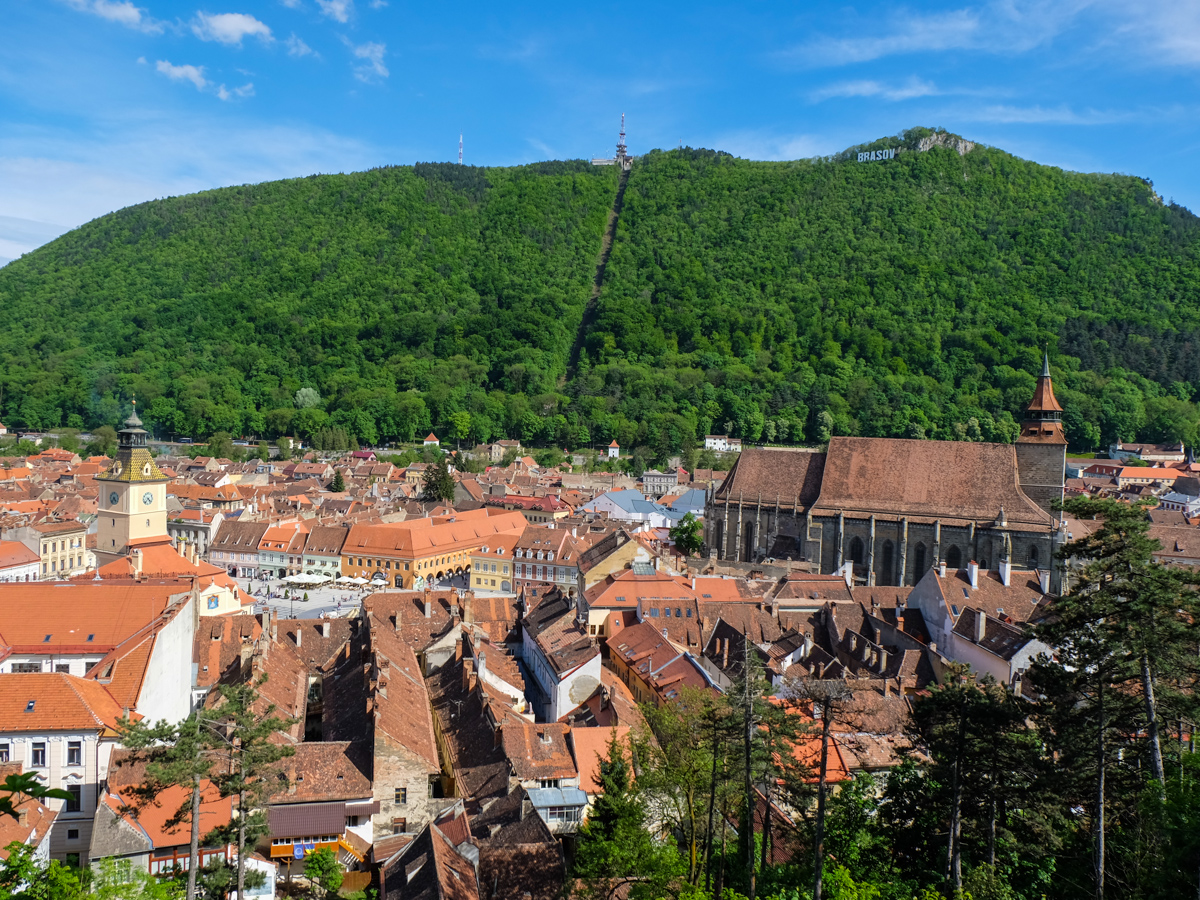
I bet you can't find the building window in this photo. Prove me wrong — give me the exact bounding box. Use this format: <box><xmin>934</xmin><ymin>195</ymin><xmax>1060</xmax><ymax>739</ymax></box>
<box><xmin>67</xmin><ymin>829</ymin><xmax>79</xmax><ymax>841</ymax></box>
<box><xmin>395</xmin><ymin>787</ymin><xmax>407</xmax><ymax>804</ymax></box>
<box><xmin>31</xmin><ymin>743</ymin><xmax>46</xmax><ymax>767</ymax></box>
<box><xmin>946</xmin><ymin>545</ymin><xmax>963</xmax><ymax>569</ymax></box>
<box><xmin>392</xmin><ymin>818</ymin><xmax>407</xmax><ymax>835</ymax></box>
<box><xmin>12</xmin><ymin>663</ymin><xmax>40</xmax><ymax>673</ymax></box>
<box><xmin>56</xmin><ymin>664</ymin><xmax>70</xmax><ymax>674</ymax></box>
<box><xmin>67</xmin><ymin>741</ymin><xmax>82</xmax><ymax>766</ymax></box>
<box><xmin>65</xmin><ymin>784</ymin><xmax>82</xmax><ymax>812</ymax></box>
<box><xmin>849</xmin><ymin>536</ymin><xmax>864</xmax><ymax>565</ymax></box>
<box><xmin>0</xmin><ymin>744</ymin><xmax>8</xmax><ymax>762</ymax></box>
<box><xmin>538</xmin><ymin>778</ymin><xmax>560</xmax><ymax>789</ymax></box>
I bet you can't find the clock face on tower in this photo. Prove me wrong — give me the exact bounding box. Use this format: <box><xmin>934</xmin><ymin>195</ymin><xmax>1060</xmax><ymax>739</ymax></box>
<box><xmin>142</xmin><ymin>492</ymin><xmax>154</xmax><ymax>506</ymax></box>
<box><xmin>109</xmin><ymin>492</ymin><xmax>119</xmax><ymax>506</ymax></box>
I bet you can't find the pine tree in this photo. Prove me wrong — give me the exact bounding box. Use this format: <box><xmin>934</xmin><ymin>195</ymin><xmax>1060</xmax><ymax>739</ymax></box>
<box><xmin>117</xmin><ymin>714</ymin><xmax>216</xmax><ymax>900</ymax></box>
<box><xmin>206</xmin><ymin>676</ymin><xmax>296</xmax><ymax>900</ymax></box>
<box><xmin>573</xmin><ymin>730</ymin><xmax>676</xmax><ymax>900</ymax></box>
<box><xmin>329</xmin><ymin>468</ymin><xmax>345</xmax><ymax>492</ymax></box>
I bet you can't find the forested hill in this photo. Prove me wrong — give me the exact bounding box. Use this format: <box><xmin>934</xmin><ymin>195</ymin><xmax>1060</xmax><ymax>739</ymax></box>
<box><xmin>3</xmin><ymin>127</ymin><xmax>1200</xmax><ymax>455</ymax></box>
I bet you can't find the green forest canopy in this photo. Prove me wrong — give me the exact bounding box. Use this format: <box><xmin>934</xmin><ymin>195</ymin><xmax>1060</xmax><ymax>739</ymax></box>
<box><xmin>2</xmin><ymin>127</ymin><xmax>1199</xmax><ymax>456</ymax></box>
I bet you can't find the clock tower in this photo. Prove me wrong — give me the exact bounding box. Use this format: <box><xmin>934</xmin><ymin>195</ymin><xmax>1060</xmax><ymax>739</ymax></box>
<box><xmin>95</xmin><ymin>402</ymin><xmax>170</xmax><ymax>567</ymax></box>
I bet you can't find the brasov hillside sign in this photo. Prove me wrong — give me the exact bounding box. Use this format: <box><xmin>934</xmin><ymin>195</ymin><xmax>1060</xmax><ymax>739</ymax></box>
<box><xmin>857</xmin><ymin>148</ymin><xmax>896</xmax><ymax>162</ymax></box>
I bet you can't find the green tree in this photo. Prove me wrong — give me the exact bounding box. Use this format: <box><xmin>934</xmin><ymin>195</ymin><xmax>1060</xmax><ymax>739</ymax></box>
<box><xmin>670</xmin><ymin>512</ymin><xmax>704</xmax><ymax>557</ymax></box>
<box><xmin>294</xmin><ymin>387</ymin><xmax>321</xmax><ymax>410</ymax></box>
<box><xmin>117</xmin><ymin>714</ymin><xmax>216</xmax><ymax>900</ymax></box>
<box><xmin>204</xmin><ymin>431</ymin><xmax>235</xmax><ymax>460</ymax></box>
<box><xmin>303</xmin><ymin>847</ymin><xmax>343</xmax><ymax>899</ymax></box>
<box><xmin>422</xmin><ymin>455</ymin><xmax>456</xmax><ymax>502</ymax></box>
<box><xmin>254</xmin><ymin>440</ymin><xmax>269</xmax><ymax>461</ymax></box>
<box><xmin>329</xmin><ymin>469</ymin><xmax>346</xmax><ymax>492</ymax></box>
<box><xmin>88</xmin><ymin>425</ymin><xmax>118</xmax><ymax>456</ymax></box>
<box><xmin>0</xmin><ymin>841</ymin><xmax>84</xmax><ymax>900</ymax></box>
<box><xmin>207</xmin><ymin>677</ymin><xmax>296</xmax><ymax>900</ymax></box>
<box><xmin>91</xmin><ymin>857</ymin><xmax>183</xmax><ymax>899</ymax></box>
<box><xmin>450</xmin><ymin>410</ymin><xmax>471</xmax><ymax>449</ymax></box>
<box><xmin>0</xmin><ymin>772</ymin><xmax>71</xmax><ymax>821</ymax></box>
<box><xmin>574</xmin><ymin>730</ymin><xmax>679</xmax><ymax>900</ymax></box>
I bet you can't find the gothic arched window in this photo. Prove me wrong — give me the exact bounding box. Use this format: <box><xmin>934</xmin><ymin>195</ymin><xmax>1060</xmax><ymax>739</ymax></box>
<box><xmin>914</xmin><ymin>543</ymin><xmax>927</xmax><ymax>577</ymax></box>
<box><xmin>849</xmin><ymin>536</ymin><xmax>865</xmax><ymax>564</ymax></box>
<box><xmin>946</xmin><ymin>545</ymin><xmax>963</xmax><ymax>569</ymax></box>
<box><xmin>1029</xmin><ymin>544</ymin><xmax>1040</xmax><ymax>567</ymax></box>
<box><xmin>881</xmin><ymin>540</ymin><xmax>895</xmax><ymax>586</ymax></box>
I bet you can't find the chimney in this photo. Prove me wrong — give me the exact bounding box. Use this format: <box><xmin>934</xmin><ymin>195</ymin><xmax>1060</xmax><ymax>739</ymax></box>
<box><xmin>424</xmin><ymin>598</ymin><xmax>431</xmax><ymax>619</ymax></box>
<box><xmin>722</xmin><ymin>639</ymin><xmax>729</xmax><ymax>670</ymax></box>
<box><xmin>131</xmin><ymin>548</ymin><xmax>143</xmax><ymax>579</ymax></box>
<box><xmin>293</xmin><ymin>628</ymin><xmax>302</xmax><ymax>648</ymax></box>
<box><xmin>321</xmin><ymin>621</ymin><xmax>331</xmax><ymax>639</ymax></box>
<box><xmin>843</xmin><ymin>564</ymin><xmax>852</xmax><ymax>589</ymax></box>
<box><xmin>394</xmin><ymin>611</ymin><xmax>402</xmax><ymax>633</ymax></box>
<box><xmin>1039</xmin><ymin>570</ymin><xmax>1051</xmax><ymax>594</ymax></box>
<box><xmin>271</xmin><ymin>623</ymin><xmax>278</xmax><ymax>642</ymax></box>
<box><xmin>939</xmin><ymin>562</ymin><xmax>946</xmax><ymax>578</ymax></box>
<box><xmin>883</xmin><ymin>677</ymin><xmax>890</xmax><ymax>697</ymax></box>
<box><xmin>462</xmin><ymin>659</ymin><xmax>474</xmax><ymax>692</ymax></box>
<box><xmin>463</xmin><ymin>591</ymin><xmax>475</xmax><ymax>625</ymax></box>
<box><xmin>477</xmin><ymin>650</ymin><xmax>487</xmax><ymax>686</ymax></box>
<box><xmin>878</xmin><ymin>648</ymin><xmax>888</xmax><ymax>673</ymax></box>
<box><xmin>661</xmin><ymin>627</ymin><xmax>668</xmax><ymax>638</ymax></box>
<box><xmin>1012</xmin><ymin>670</ymin><xmax>1023</xmax><ymax>696</ymax></box>
<box><xmin>455</xmin><ymin>638</ymin><xmax>463</xmax><ymax>663</ymax></box>
<box><xmin>802</xmin><ymin>631</ymin><xmax>813</xmax><ymax>658</ymax></box>
<box><xmin>975</xmin><ymin>610</ymin><xmax>986</xmax><ymax>643</ymax></box>
<box><xmin>968</xmin><ymin>560</ymin><xmax>979</xmax><ymax>589</ymax></box>
<box><xmin>896</xmin><ymin>674</ymin><xmax>904</xmax><ymax>695</ymax></box>
<box><xmin>998</xmin><ymin>558</ymin><xmax>1012</xmax><ymax>587</ymax></box>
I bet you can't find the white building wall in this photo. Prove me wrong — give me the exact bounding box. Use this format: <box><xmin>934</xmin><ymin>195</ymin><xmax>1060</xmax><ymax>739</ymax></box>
<box><xmin>136</xmin><ymin>598</ymin><xmax>195</xmax><ymax>724</ymax></box>
<box><xmin>0</xmin><ymin>561</ymin><xmax>40</xmax><ymax>583</ymax></box>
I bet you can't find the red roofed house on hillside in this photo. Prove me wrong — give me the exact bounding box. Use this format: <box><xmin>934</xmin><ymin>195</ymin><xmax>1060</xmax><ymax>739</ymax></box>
<box><xmin>708</xmin><ymin>356</ymin><xmax>1066</xmax><ymax>592</ymax></box>
<box><xmin>0</xmin><ymin>673</ymin><xmax>129</xmax><ymax>866</ymax></box>
<box><xmin>423</xmin><ymin>433</ymin><xmax>440</xmax><ymax>448</ymax></box>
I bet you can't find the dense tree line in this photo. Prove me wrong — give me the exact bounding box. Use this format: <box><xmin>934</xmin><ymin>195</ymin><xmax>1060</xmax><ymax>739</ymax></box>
<box><xmin>3</xmin><ymin>129</ymin><xmax>1200</xmax><ymax>456</ymax></box>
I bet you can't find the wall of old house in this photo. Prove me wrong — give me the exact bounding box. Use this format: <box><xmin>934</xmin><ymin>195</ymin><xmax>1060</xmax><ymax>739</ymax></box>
<box><xmin>371</xmin><ymin>734</ymin><xmax>440</xmax><ymax>841</ymax></box>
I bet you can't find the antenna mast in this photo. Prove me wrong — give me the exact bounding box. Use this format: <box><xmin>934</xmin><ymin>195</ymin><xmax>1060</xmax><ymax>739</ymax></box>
<box><xmin>617</xmin><ymin>113</ymin><xmax>627</xmax><ymax>159</ymax></box>
<box><xmin>458</xmin><ymin>132</ymin><xmax>463</xmax><ymax>165</ymax></box>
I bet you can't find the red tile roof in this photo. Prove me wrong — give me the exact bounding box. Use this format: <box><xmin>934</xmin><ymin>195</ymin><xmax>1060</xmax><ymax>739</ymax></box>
<box><xmin>0</xmin><ymin>673</ymin><xmax>127</xmax><ymax>732</ymax></box>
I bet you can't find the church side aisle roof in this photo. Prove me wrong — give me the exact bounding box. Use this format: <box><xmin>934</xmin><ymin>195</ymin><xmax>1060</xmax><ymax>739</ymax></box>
<box><xmin>713</xmin><ymin>447</ymin><xmax>825</xmax><ymax>509</ymax></box>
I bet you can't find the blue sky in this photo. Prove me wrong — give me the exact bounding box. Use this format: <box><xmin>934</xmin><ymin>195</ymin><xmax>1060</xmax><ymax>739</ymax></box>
<box><xmin>4</xmin><ymin>0</ymin><xmax>1200</xmax><ymax>263</ymax></box>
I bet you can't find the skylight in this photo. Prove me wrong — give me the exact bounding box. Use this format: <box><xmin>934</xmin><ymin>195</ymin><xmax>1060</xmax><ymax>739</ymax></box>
<box><xmin>25</xmin><ymin>701</ymin><xmax>34</xmax><ymax>713</ymax></box>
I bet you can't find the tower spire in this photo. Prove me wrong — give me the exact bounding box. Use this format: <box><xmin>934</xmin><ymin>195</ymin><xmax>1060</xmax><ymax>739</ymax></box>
<box><xmin>1041</xmin><ymin>351</ymin><xmax>1050</xmax><ymax>378</ymax></box>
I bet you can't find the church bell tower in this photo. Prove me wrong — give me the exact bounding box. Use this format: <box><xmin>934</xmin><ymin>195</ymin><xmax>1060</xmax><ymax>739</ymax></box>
<box><xmin>1016</xmin><ymin>354</ymin><xmax>1067</xmax><ymax>517</ymax></box>
<box><xmin>95</xmin><ymin>402</ymin><xmax>170</xmax><ymax>566</ymax></box>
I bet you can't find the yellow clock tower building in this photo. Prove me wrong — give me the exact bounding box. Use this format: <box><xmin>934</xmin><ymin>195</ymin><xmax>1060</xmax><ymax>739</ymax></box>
<box><xmin>94</xmin><ymin>402</ymin><xmax>170</xmax><ymax>567</ymax></box>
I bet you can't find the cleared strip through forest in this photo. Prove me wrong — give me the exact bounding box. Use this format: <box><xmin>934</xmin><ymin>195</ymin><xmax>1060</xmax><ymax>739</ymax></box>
<box><xmin>566</xmin><ymin>165</ymin><xmax>630</xmax><ymax>377</ymax></box>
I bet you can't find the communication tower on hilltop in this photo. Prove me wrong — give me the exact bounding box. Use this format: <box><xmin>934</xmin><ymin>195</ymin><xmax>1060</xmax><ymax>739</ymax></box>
<box><xmin>591</xmin><ymin>114</ymin><xmax>633</xmax><ymax>170</ymax></box>
<box><xmin>459</xmin><ymin>132</ymin><xmax>463</xmax><ymax>165</ymax></box>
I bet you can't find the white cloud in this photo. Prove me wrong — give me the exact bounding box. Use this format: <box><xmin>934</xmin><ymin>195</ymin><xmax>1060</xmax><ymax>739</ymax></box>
<box><xmin>708</xmin><ymin>130</ymin><xmax>834</xmax><ymax>161</ymax></box>
<box><xmin>0</xmin><ymin>215</ymin><xmax>72</xmax><ymax>262</ymax></box>
<box><xmin>778</xmin><ymin>1</ymin><xmax>1098</xmax><ymax>68</ymax></box>
<box><xmin>810</xmin><ymin>77</ymin><xmax>939</xmax><ymax>102</ymax></box>
<box><xmin>217</xmin><ymin>82</ymin><xmax>255</xmax><ymax>101</ymax></box>
<box><xmin>155</xmin><ymin>60</ymin><xmax>209</xmax><ymax>91</ymax></box>
<box><xmin>959</xmin><ymin>103</ymin><xmax>1130</xmax><ymax>124</ymax></box>
<box><xmin>345</xmin><ymin>39</ymin><xmax>387</xmax><ymax>81</ymax></box>
<box><xmin>785</xmin><ymin>9</ymin><xmax>980</xmax><ymax>67</ymax></box>
<box><xmin>369</xmin><ymin>0</ymin><xmax>387</xmax><ymax>7</ymax></box>
<box><xmin>63</xmin><ymin>0</ymin><xmax>164</xmax><ymax>33</ymax></box>
<box><xmin>279</xmin><ymin>0</ymin><xmax>303</xmax><ymax>6</ymax></box>
<box><xmin>286</xmin><ymin>33</ymin><xmax>314</xmax><ymax>57</ymax></box>
<box><xmin>316</xmin><ymin>0</ymin><xmax>352</xmax><ymax>22</ymax></box>
<box><xmin>192</xmin><ymin>12</ymin><xmax>273</xmax><ymax>46</ymax></box>
<box><xmin>0</xmin><ymin>120</ymin><xmax>381</xmax><ymax>244</ymax></box>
